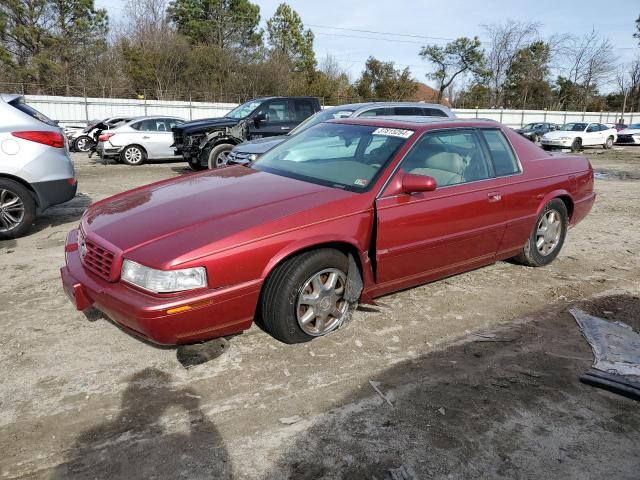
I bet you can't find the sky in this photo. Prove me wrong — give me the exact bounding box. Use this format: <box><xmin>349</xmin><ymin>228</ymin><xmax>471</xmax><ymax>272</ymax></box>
<box><xmin>96</xmin><ymin>0</ymin><xmax>640</xmax><ymax>89</ymax></box>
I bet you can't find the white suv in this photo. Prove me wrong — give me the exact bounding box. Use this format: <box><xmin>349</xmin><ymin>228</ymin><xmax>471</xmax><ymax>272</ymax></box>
<box><xmin>0</xmin><ymin>94</ymin><xmax>77</xmax><ymax>239</ymax></box>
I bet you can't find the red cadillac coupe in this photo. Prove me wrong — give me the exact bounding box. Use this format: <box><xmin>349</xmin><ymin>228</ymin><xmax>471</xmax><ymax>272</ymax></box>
<box><xmin>61</xmin><ymin>117</ymin><xmax>595</xmax><ymax>345</ymax></box>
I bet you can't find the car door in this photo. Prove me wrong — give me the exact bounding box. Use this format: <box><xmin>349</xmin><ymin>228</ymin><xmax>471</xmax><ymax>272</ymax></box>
<box><xmin>130</xmin><ymin>118</ymin><xmax>170</xmax><ymax>158</ymax></box>
<box><xmin>161</xmin><ymin>119</ymin><xmax>183</xmax><ymax>158</ymax></box>
<box><xmin>374</xmin><ymin>128</ymin><xmax>506</xmax><ymax>290</ymax></box>
<box><xmin>584</xmin><ymin>123</ymin><xmax>601</xmax><ymax>145</ymax></box>
<box><xmin>248</xmin><ymin>99</ymin><xmax>293</xmax><ymax>138</ymax></box>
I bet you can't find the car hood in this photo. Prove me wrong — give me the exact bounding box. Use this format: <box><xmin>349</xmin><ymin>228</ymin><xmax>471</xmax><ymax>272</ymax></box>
<box><xmin>175</xmin><ymin>117</ymin><xmax>240</xmax><ymax>135</ymax></box>
<box><xmin>619</xmin><ymin>128</ymin><xmax>640</xmax><ymax>135</ymax></box>
<box><xmin>543</xmin><ymin>130</ymin><xmax>581</xmax><ymax>139</ymax></box>
<box><xmin>82</xmin><ymin>166</ymin><xmax>358</xmax><ymax>267</ymax></box>
<box><xmin>233</xmin><ymin>136</ymin><xmax>288</xmax><ymax>155</ymax></box>
<box><xmin>516</xmin><ymin>128</ymin><xmax>536</xmax><ymax>134</ymax></box>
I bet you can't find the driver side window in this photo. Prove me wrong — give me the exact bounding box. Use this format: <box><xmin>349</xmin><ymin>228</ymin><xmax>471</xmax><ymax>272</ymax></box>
<box><xmin>399</xmin><ymin>129</ymin><xmax>492</xmax><ymax>187</ymax></box>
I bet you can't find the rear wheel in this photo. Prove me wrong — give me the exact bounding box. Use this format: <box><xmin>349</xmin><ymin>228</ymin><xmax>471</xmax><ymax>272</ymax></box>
<box><xmin>604</xmin><ymin>136</ymin><xmax>614</xmax><ymax>149</ymax></box>
<box><xmin>73</xmin><ymin>135</ymin><xmax>94</xmax><ymax>153</ymax></box>
<box><xmin>570</xmin><ymin>138</ymin><xmax>582</xmax><ymax>153</ymax></box>
<box><xmin>207</xmin><ymin>143</ymin><xmax>233</xmax><ymax>169</ymax></box>
<box><xmin>514</xmin><ymin>199</ymin><xmax>568</xmax><ymax>267</ymax></box>
<box><xmin>261</xmin><ymin>248</ymin><xmax>353</xmax><ymax>344</ymax></box>
<box><xmin>121</xmin><ymin>145</ymin><xmax>146</xmax><ymax>166</ymax></box>
<box><xmin>0</xmin><ymin>179</ymin><xmax>36</xmax><ymax>240</ymax></box>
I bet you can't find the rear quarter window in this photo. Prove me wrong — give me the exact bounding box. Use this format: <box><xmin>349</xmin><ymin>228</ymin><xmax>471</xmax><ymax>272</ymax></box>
<box><xmin>9</xmin><ymin>98</ymin><xmax>57</xmax><ymax>126</ymax></box>
<box><xmin>480</xmin><ymin>129</ymin><xmax>521</xmax><ymax>176</ymax></box>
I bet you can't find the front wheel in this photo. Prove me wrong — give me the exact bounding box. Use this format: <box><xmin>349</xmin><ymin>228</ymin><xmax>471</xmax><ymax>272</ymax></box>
<box><xmin>261</xmin><ymin>249</ymin><xmax>353</xmax><ymax>344</ymax></box>
<box><xmin>570</xmin><ymin>138</ymin><xmax>582</xmax><ymax>153</ymax></box>
<box><xmin>207</xmin><ymin>144</ymin><xmax>233</xmax><ymax>169</ymax></box>
<box><xmin>121</xmin><ymin>145</ymin><xmax>146</xmax><ymax>166</ymax></box>
<box><xmin>0</xmin><ymin>179</ymin><xmax>36</xmax><ymax>240</ymax></box>
<box><xmin>604</xmin><ymin>136</ymin><xmax>614</xmax><ymax>149</ymax></box>
<box><xmin>513</xmin><ymin>199</ymin><xmax>568</xmax><ymax>267</ymax></box>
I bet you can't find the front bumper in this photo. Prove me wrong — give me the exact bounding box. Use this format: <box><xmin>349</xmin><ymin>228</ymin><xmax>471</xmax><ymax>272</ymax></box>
<box><xmin>541</xmin><ymin>139</ymin><xmax>572</xmax><ymax>150</ymax></box>
<box><xmin>60</xmin><ymin>229</ymin><xmax>259</xmax><ymax>345</ymax></box>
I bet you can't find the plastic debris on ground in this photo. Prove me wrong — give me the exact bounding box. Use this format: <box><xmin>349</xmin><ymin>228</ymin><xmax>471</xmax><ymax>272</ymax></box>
<box><xmin>569</xmin><ymin>308</ymin><xmax>640</xmax><ymax>400</ymax></box>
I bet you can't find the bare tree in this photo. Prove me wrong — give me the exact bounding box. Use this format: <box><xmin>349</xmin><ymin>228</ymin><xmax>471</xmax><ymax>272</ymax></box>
<box><xmin>482</xmin><ymin>20</ymin><xmax>541</xmax><ymax>107</ymax></box>
<box><xmin>618</xmin><ymin>56</ymin><xmax>640</xmax><ymax>114</ymax></box>
<box><xmin>561</xmin><ymin>29</ymin><xmax>617</xmax><ymax>111</ymax></box>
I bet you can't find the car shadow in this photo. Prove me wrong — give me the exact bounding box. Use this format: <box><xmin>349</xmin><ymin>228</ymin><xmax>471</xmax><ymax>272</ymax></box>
<box><xmin>30</xmin><ymin>193</ymin><xmax>93</xmax><ymax>234</ymax></box>
<box><xmin>48</xmin><ymin>367</ymin><xmax>232</xmax><ymax>479</ymax></box>
<box><xmin>262</xmin><ymin>295</ymin><xmax>640</xmax><ymax>479</ymax></box>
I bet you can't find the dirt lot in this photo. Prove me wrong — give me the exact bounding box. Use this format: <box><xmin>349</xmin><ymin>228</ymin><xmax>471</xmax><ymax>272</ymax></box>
<box><xmin>1</xmin><ymin>147</ymin><xmax>639</xmax><ymax>479</ymax></box>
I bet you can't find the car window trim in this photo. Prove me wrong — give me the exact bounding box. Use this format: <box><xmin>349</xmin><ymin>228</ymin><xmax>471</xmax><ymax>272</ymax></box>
<box><xmin>477</xmin><ymin>127</ymin><xmax>523</xmax><ymax>178</ymax></box>
<box><xmin>376</xmin><ymin>126</ymin><xmax>523</xmax><ymax>199</ymax></box>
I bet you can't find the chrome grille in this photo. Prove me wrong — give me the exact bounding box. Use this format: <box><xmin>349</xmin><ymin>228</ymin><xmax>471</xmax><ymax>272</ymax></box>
<box><xmin>79</xmin><ymin>229</ymin><xmax>115</xmax><ymax>281</ymax></box>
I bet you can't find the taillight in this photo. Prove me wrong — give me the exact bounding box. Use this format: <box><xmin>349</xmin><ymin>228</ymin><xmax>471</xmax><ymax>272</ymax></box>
<box><xmin>99</xmin><ymin>133</ymin><xmax>115</xmax><ymax>142</ymax></box>
<box><xmin>12</xmin><ymin>131</ymin><xmax>65</xmax><ymax>148</ymax></box>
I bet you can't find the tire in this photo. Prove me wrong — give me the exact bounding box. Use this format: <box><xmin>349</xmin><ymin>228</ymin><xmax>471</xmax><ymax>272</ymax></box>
<box><xmin>570</xmin><ymin>138</ymin><xmax>582</xmax><ymax>153</ymax></box>
<box><xmin>0</xmin><ymin>179</ymin><xmax>36</xmax><ymax>240</ymax></box>
<box><xmin>73</xmin><ymin>135</ymin><xmax>94</xmax><ymax>153</ymax></box>
<box><xmin>187</xmin><ymin>158</ymin><xmax>205</xmax><ymax>171</ymax></box>
<box><xmin>120</xmin><ymin>145</ymin><xmax>146</xmax><ymax>166</ymax></box>
<box><xmin>513</xmin><ymin>199</ymin><xmax>568</xmax><ymax>267</ymax></box>
<box><xmin>604</xmin><ymin>136</ymin><xmax>614</xmax><ymax>149</ymax></box>
<box><xmin>207</xmin><ymin>143</ymin><xmax>233</xmax><ymax>169</ymax></box>
<box><xmin>261</xmin><ymin>248</ymin><xmax>353</xmax><ymax>344</ymax></box>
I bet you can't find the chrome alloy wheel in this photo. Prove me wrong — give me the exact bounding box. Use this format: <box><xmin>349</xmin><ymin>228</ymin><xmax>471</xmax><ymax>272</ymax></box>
<box><xmin>0</xmin><ymin>188</ymin><xmax>25</xmax><ymax>232</ymax></box>
<box><xmin>124</xmin><ymin>147</ymin><xmax>143</xmax><ymax>164</ymax></box>
<box><xmin>76</xmin><ymin>136</ymin><xmax>91</xmax><ymax>152</ymax></box>
<box><xmin>536</xmin><ymin>209</ymin><xmax>562</xmax><ymax>256</ymax></box>
<box><xmin>296</xmin><ymin>268</ymin><xmax>349</xmax><ymax>336</ymax></box>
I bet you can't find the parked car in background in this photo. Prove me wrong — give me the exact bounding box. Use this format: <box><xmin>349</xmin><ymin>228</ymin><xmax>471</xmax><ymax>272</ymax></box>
<box><xmin>615</xmin><ymin>123</ymin><xmax>640</xmax><ymax>144</ymax></box>
<box><xmin>61</xmin><ymin>117</ymin><xmax>594</xmax><ymax>346</ymax></box>
<box><xmin>67</xmin><ymin>117</ymin><xmax>133</xmax><ymax>153</ymax></box>
<box><xmin>227</xmin><ymin>102</ymin><xmax>455</xmax><ymax>166</ymax></box>
<box><xmin>541</xmin><ymin>122</ymin><xmax>617</xmax><ymax>152</ymax></box>
<box><xmin>172</xmin><ymin>96</ymin><xmax>322</xmax><ymax>170</ymax></box>
<box><xmin>0</xmin><ymin>94</ymin><xmax>76</xmax><ymax>239</ymax></box>
<box><xmin>96</xmin><ymin>116</ymin><xmax>185</xmax><ymax>165</ymax></box>
<box><xmin>604</xmin><ymin>123</ymin><xmax>627</xmax><ymax>132</ymax></box>
<box><xmin>514</xmin><ymin>122</ymin><xmax>559</xmax><ymax>143</ymax></box>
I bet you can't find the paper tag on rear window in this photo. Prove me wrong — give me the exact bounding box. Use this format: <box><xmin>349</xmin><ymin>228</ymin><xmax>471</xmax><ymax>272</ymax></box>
<box><xmin>372</xmin><ymin>128</ymin><xmax>414</xmax><ymax>138</ymax></box>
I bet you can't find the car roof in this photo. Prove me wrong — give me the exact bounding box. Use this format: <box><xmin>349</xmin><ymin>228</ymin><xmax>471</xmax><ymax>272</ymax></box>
<box><xmin>331</xmin><ymin>116</ymin><xmax>500</xmax><ymax>131</ymax></box>
<box><xmin>0</xmin><ymin>93</ymin><xmax>22</xmax><ymax>104</ymax></box>
<box><xmin>324</xmin><ymin>101</ymin><xmax>451</xmax><ymax>111</ymax></box>
<box><xmin>127</xmin><ymin>115</ymin><xmax>184</xmax><ymax>122</ymax></box>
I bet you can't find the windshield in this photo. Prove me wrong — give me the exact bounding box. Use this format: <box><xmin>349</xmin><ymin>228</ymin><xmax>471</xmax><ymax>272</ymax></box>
<box><xmin>522</xmin><ymin>123</ymin><xmax>542</xmax><ymax>129</ymax></box>
<box><xmin>225</xmin><ymin>100</ymin><xmax>262</xmax><ymax>119</ymax></box>
<box><xmin>289</xmin><ymin>107</ymin><xmax>356</xmax><ymax>136</ymax></box>
<box><xmin>252</xmin><ymin>123</ymin><xmax>412</xmax><ymax>192</ymax></box>
<box><xmin>560</xmin><ymin>123</ymin><xmax>587</xmax><ymax>132</ymax></box>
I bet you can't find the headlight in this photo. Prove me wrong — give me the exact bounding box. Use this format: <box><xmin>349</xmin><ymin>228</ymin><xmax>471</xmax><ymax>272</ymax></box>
<box><xmin>247</xmin><ymin>153</ymin><xmax>258</xmax><ymax>162</ymax></box>
<box><xmin>121</xmin><ymin>259</ymin><xmax>207</xmax><ymax>293</ymax></box>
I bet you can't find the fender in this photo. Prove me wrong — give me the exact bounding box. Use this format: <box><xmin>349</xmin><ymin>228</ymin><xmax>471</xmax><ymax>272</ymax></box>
<box><xmin>260</xmin><ymin>234</ymin><xmax>376</xmax><ymax>301</ymax></box>
<box><xmin>535</xmin><ymin>188</ymin><xmax>574</xmax><ymax>218</ymax></box>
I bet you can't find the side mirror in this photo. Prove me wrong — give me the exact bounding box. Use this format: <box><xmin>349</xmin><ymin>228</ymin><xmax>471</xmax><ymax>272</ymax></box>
<box><xmin>254</xmin><ymin>112</ymin><xmax>267</xmax><ymax>125</ymax></box>
<box><xmin>402</xmin><ymin>174</ymin><xmax>437</xmax><ymax>194</ymax></box>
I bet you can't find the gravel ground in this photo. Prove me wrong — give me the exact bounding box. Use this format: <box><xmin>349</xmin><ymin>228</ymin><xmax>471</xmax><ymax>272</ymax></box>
<box><xmin>1</xmin><ymin>147</ymin><xmax>639</xmax><ymax>479</ymax></box>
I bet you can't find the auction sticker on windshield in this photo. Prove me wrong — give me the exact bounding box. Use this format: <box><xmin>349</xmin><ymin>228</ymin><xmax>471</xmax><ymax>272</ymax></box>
<box><xmin>372</xmin><ymin>128</ymin><xmax>414</xmax><ymax>138</ymax></box>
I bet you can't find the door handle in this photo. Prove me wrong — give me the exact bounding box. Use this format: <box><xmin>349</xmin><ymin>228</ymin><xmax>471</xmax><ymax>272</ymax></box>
<box><xmin>142</xmin><ymin>136</ymin><xmax>150</xmax><ymax>139</ymax></box>
<box><xmin>487</xmin><ymin>192</ymin><xmax>502</xmax><ymax>203</ymax></box>
<box><xmin>280</xmin><ymin>126</ymin><xmax>290</xmax><ymax>130</ymax></box>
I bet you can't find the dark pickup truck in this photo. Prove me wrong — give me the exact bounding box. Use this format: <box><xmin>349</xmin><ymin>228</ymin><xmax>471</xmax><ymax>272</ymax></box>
<box><xmin>173</xmin><ymin>96</ymin><xmax>321</xmax><ymax>170</ymax></box>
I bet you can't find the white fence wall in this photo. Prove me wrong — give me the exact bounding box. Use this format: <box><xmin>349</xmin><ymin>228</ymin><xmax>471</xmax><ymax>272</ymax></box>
<box><xmin>23</xmin><ymin>94</ymin><xmax>640</xmax><ymax>128</ymax></box>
